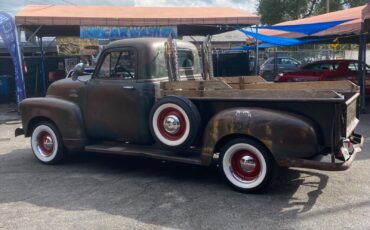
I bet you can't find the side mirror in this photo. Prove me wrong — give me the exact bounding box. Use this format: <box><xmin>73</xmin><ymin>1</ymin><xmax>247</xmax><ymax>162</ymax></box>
<box><xmin>71</xmin><ymin>71</ymin><xmax>79</xmax><ymax>81</ymax></box>
<box><xmin>70</xmin><ymin>63</ymin><xmax>85</xmax><ymax>81</ymax></box>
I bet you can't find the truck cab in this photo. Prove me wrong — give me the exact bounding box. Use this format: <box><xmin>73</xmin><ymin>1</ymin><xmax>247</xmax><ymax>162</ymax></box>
<box><xmin>49</xmin><ymin>38</ymin><xmax>202</xmax><ymax>145</ymax></box>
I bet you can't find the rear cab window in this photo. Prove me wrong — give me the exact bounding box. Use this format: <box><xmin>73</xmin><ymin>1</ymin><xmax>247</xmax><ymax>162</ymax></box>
<box><xmin>151</xmin><ymin>48</ymin><xmax>200</xmax><ymax>79</ymax></box>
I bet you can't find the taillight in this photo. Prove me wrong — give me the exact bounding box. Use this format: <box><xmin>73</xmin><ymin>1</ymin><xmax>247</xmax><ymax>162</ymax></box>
<box><xmin>336</xmin><ymin>138</ymin><xmax>354</xmax><ymax>161</ymax></box>
<box><xmin>275</xmin><ymin>73</ymin><xmax>284</xmax><ymax>82</ymax></box>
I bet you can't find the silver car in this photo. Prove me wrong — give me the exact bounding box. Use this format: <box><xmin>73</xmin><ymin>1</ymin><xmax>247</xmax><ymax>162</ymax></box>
<box><xmin>259</xmin><ymin>57</ymin><xmax>301</xmax><ymax>81</ymax></box>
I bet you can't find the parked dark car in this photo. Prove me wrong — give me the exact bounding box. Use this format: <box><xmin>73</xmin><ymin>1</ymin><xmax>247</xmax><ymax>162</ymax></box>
<box><xmin>259</xmin><ymin>57</ymin><xmax>301</xmax><ymax>81</ymax></box>
<box><xmin>275</xmin><ymin>59</ymin><xmax>370</xmax><ymax>95</ymax></box>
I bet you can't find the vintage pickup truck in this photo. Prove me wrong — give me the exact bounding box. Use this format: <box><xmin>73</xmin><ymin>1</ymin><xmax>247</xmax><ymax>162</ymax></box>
<box><xmin>16</xmin><ymin>38</ymin><xmax>364</xmax><ymax>193</ymax></box>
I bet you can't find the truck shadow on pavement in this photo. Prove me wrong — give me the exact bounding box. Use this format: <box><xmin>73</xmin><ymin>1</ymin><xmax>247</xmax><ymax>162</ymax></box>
<box><xmin>0</xmin><ymin>148</ymin><xmax>329</xmax><ymax>229</ymax></box>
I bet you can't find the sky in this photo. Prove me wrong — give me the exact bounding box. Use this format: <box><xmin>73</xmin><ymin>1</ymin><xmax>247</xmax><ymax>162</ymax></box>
<box><xmin>0</xmin><ymin>0</ymin><xmax>258</xmax><ymax>16</ymax></box>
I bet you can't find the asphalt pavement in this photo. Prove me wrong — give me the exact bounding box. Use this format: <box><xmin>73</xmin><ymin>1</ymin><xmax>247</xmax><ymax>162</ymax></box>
<box><xmin>0</xmin><ymin>103</ymin><xmax>370</xmax><ymax>230</ymax></box>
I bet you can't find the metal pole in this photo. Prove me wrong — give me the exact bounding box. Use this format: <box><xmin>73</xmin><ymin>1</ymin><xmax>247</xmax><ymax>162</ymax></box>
<box><xmin>39</xmin><ymin>37</ymin><xmax>46</xmax><ymax>96</ymax></box>
<box><xmin>16</xmin><ymin>26</ymin><xmax>26</xmax><ymax>101</ymax></box>
<box><xmin>361</xmin><ymin>32</ymin><xmax>367</xmax><ymax>113</ymax></box>
<box><xmin>255</xmin><ymin>27</ymin><xmax>259</xmax><ymax>76</ymax></box>
<box><xmin>357</xmin><ymin>23</ymin><xmax>366</xmax><ymax>113</ymax></box>
<box><xmin>326</xmin><ymin>0</ymin><xmax>330</xmax><ymax>13</ymax></box>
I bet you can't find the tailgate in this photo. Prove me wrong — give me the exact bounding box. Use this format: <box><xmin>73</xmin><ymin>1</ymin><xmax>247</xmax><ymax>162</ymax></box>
<box><xmin>344</xmin><ymin>92</ymin><xmax>360</xmax><ymax>138</ymax></box>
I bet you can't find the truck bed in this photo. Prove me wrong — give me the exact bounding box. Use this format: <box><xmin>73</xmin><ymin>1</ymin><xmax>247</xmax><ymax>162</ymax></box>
<box><xmin>160</xmin><ymin>78</ymin><xmax>360</xmax><ymax>149</ymax></box>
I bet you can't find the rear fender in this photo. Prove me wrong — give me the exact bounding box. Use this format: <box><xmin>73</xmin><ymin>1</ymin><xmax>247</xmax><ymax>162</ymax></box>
<box><xmin>20</xmin><ymin>97</ymin><xmax>87</xmax><ymax>150</ymax></box>
<box><xmin>201</xmin><ymin>108</ymin><xmax>319</xmax><ymax>165</ymax></box>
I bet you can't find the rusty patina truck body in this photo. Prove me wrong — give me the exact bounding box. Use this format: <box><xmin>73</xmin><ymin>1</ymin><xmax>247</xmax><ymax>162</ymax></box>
<box><xmin>16</xmin><ymin>38</ymin><xmax>364</xmax><ymax>193</ymax></box>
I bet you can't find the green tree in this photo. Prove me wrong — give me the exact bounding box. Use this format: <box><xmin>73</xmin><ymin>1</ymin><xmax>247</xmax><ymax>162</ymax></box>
<box><xmin>257</xmin><ymin>0</ymin><xmax>286</xmax><ymax>25</ymax></box>
<box><xmin>314</xmin><ymin>0</ymin><xmax>343</xmax><ymax>15</ymax></box>
<box><xmin>257</xmin><ymin>0</ymin><xmax>325</xmax><ymax>25</ymax></box>
<box><xmin>257</xmin><ymin>0</ymin><xmax>367</xmax><ymax>25</ymax></box>
<box><xmin>345</xmin><ymin>0</ymin><xmax>368</xmax><ymax>7</ymax></box>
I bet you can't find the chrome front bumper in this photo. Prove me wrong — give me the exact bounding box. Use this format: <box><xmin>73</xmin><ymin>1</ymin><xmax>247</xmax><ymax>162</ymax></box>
<box><xmin>15</xmin><ymin>127</ymin><xmax>25</xmax><ymax>137</ymax></box>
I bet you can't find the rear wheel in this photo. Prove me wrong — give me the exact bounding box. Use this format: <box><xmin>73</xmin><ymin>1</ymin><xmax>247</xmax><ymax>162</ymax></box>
<box><xmin>219</xmin><ymin>138</ymin><xmax>276</xmax><ymax>193</ymax></box>
<box><xmin>262</xmin><ymin>72</ymin><xmax>274</xmax><ymax>81</ymax></box>
<box><xmin>31</xmin><ymin>121</ymin><xmax>66</xmax><ymax>164</ymax></box>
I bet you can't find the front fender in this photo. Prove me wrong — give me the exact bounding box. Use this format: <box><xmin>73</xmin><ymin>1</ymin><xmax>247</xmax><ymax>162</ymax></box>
<box><xmin>20</xmin><ymin>97</ymin><xmax>87</xmax><ymax>150</ymax></box>
<box><xmin>201</xmin><ymin>108</ymin><xmax>319</xmax><ymax>165</ymax></box>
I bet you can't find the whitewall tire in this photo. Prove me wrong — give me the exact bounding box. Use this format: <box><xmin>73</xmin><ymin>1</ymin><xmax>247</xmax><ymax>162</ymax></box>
<box><xmin>31</xmin><ymin>122</ymin><xmax>66</xmax><ymax>164</ymax></box>
<box><xmin>220</xmin><ymin>138</ymin><xmax>276</xmax><ymax>193</ymax></box>
<box><xmin>149</xmin><ymin>96</ymin><xmax>201</xmax><ymax>150</ymax></box>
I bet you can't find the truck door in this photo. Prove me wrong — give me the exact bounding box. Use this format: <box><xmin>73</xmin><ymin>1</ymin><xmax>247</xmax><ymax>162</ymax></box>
<box><xmin>85</xmin><ymin>48</ymin><xmax>149</xmax><ymax>143</ymax></box>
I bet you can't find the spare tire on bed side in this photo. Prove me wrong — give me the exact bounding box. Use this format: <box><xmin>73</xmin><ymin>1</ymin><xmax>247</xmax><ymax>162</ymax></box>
<box><xmin>149</xmin><ymin>96</ymin><xmax>201</xmax><ymax>150</ymax></box>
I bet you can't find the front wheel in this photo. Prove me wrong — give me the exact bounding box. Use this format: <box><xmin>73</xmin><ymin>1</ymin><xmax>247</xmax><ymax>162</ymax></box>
<box><xmin>31</xmin><ymin>121</ymin><xmax>66</xmax><ymax>164</ymax></box>
<box><xmin>219</xmin><ymin>138</ymin><xmax>276</xmax><ymax>193</ymax></box>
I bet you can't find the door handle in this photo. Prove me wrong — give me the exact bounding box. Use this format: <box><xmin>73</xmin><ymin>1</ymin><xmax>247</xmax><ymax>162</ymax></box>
<box><xmin>122</xmin><ymin>86</ymin><xmax>135</xmax><ymax>90</ymax></box>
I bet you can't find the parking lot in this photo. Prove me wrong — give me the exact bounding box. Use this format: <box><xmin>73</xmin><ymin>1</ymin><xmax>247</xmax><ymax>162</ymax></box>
<box><xmin>0</xmin><ymin>103</ymin><xmax>370</xmax><ymax>230</ymax></box>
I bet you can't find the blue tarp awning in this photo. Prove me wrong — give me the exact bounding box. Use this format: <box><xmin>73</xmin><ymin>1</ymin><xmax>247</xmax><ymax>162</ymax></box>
<box><xmin>253</xmin><ymin>19</ymin><xmax>352</xmax><ymax>35</ymax></box>
<box><xmin>240</xmin><ymin>30</ymin><xmax>329</xmax><ymax>46</ymax></box>
<box><xmin>238</xmin><ymin>19</ymin><xmax>350</xmax><ymax>47</ymax></box>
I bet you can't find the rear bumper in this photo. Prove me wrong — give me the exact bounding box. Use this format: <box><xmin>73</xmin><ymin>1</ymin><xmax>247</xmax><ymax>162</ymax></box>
<box><xmin>278</xmin><ymin>133</ymin><xmax>364</xmax><ymax>171</ymax></box>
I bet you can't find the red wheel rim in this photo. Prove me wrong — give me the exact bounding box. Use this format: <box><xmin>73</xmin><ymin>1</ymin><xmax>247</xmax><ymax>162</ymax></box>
<box><xmin>157</xmin><ymin>107</ymin><xmax>186</xmax><ymax>141</ymax></box>
<box><xmin>37</xmin><ymin>131</ymin><xmax>54</xmax><ymax>156</ymax></box>
<box><xmin>231</xmin><ymin>150</ymin><xmax>261</xmax><ymax>181</ymax></box>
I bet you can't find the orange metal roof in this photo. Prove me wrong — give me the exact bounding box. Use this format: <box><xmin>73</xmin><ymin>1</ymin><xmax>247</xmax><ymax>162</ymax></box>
<box><xmin>260</xmin><ymin>5</ymin><xmax>369</xmax><ymax>38</ymax></box>
<box><xmin>15</xmin><ymin>5</ymin><xmax>260</xmax><ymax>26</ymax></box>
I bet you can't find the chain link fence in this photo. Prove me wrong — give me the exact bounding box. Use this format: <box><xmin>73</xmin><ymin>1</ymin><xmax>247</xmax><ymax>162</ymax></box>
<box><xmin>263</xmin><ymin>49</ymin><xmax>345</xmax><ymax>65</ymax></box>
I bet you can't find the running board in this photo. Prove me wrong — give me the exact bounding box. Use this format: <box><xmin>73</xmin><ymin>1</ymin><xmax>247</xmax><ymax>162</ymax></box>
<box><xmin>84</xmin><ymin>142</ymin><xmax>203</xmax><ymax>165</ymax></box>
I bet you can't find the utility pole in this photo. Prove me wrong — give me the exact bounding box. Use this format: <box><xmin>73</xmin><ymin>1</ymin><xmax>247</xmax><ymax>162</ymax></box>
<box><xmin>326</xmin><ymin>0</ymin><xmax>330</xmax><ymax>13</ymax></box>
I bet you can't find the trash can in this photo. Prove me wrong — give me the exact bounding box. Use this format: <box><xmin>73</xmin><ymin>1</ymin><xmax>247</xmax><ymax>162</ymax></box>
<box><xmin>0</xmin><ymin>75</ymin><xmax>12</xmax><ymax>104</ymax></box>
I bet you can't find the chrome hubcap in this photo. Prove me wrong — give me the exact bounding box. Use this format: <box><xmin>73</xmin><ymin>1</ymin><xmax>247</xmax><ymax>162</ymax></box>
<box><xmin>37</xmin><ymin>132</ymin><xmax>54</xmax><ymax>157</ymax></box>
<box><xmin>239</xmin><ymin>155</ymin><xmax>257</xmax><ymax>173</ymax></box>
<box><xmin>163</xmin><ymin>115</ymin><xmax>180</xmax><ymax>134</ymax></box>
<box><xmin>43</xmin><ymin>136</ymin><xmax>54</xmax><ymax>151</ymax></box>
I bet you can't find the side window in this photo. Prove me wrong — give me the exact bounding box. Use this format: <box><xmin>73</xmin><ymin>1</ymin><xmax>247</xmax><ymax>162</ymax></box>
<box><xmin>319</xmin><ymin>64</ymin><xmax>330</xmax><ymax>70</ymax></box>
<box><xmin>306</xmin><ymin>64</ymin><xmax>321</xmax><ymax>70</ymax></box>
<box><xmin>348</xmin><ymin>62</ymin><xmax>358</xmax><ymax>72</ymax></box>
<box><xmin>302</xmin><ymin>64</ymin><xmax>314</xmax><ymax>70</ymax></box>
<box><xmin>366</xmin><ymin>65</ymin><xmax>370</xmax><ymax>74</ymax></box>
<box><xmin>317</xmin><ymin>63</ymin><xmax>337</xmax><ymax>70</ymax></box>
<box><xmin>281</xmin><ymin>58</ymin><xmax>294</xmax><ymax>65</ymax></box>
<box><xmin>97</xmin><ymin>50</ymin><xmax>136</xmax><ymax>79</ymax></box>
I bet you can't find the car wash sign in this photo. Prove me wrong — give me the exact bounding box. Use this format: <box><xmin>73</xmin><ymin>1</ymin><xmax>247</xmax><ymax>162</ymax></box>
<box><xmin>0</xmin><ymin>12</ymin><xmax>26</xmax><ymax>103</ymax></box>
<box><xmin>80</xmin><ymin>26</ymin><xmax>177</xmax><ymax>39</ymax></box>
